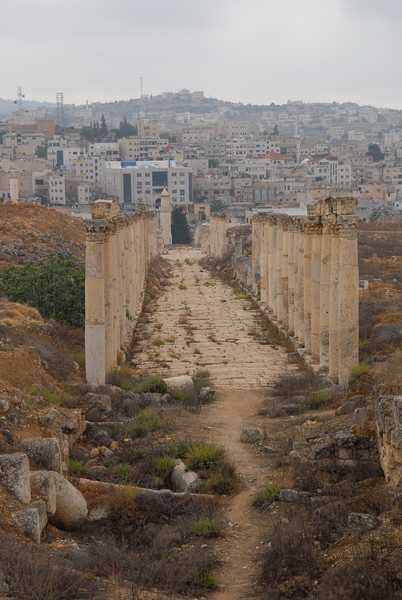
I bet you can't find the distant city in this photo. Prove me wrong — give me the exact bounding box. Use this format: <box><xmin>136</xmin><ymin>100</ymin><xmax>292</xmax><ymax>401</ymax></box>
<box><xmin>1</xmin><ymin>87</ymin><xmax>402</xmax><ymax>224</ymax></box>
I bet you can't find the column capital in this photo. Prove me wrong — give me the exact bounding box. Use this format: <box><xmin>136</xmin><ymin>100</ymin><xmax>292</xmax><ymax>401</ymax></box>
<box><xmin>337</xmin><ymin>214</ymin><xmax>358</xmax><ymax>238</ymax></box>
<box><xmin>85</xmin><ymin>219</ymin><xmax>114</xmax><ymax>242</ymax></box>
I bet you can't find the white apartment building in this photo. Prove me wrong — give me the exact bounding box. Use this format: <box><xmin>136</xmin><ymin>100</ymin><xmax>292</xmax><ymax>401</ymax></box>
<box><xmin>49</xmin><ymin>173</ymin><xmax>66</xmax><ymax>205</ymax></box>
<box><xmin>47</xmin><ymin>146</ymin><xmax>83</xmax><ymax>170</ymax></box>
<box><xmin>119</xmin><ymin>137</ymin><xmax>170</xmax><ymax>161</ymax></box>
<box><xmin>88</xmin><ymin>143</ymin><xmax>120</xmax><ymax>158</ymax></box>
<box><xmin>3</xmin><ymin>133</ymin><xmax>46</xmax><ymax>150</ymax></box>
<box><xmin>72</xmin><ymin>156</ymin><xmax>101</xmax><ymax>183</ymax></box>
<box><xmin>102</xmin><ymin>160</ymin><xmax>193</xmax><ymax>208</ymax></box>
<box><xmin>77</xmin><ymin>183</ymin><xmax>92</xmax><ymax>205</ymax></box>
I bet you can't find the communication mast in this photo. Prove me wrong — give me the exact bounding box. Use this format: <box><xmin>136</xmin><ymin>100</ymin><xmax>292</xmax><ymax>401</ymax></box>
<box><xmin>140</xmin><ymin>77</ymin><xmax>144</xmax><ymax>99</ymax></box>
<box><xmin>14</xmin><ymin>85</ymin><xmax>26</xmax><ymax>126</ymax></box>
<box><xmin>56</xmin><ymin>92</ymin><xmax>65</xmax><ymax>135</ymax></box>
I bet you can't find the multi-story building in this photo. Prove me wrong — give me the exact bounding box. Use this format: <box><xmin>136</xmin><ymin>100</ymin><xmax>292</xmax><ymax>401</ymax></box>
<box><xmin>49</xmin><ymin>173</ymin><xmax>66</xmax><ymax>205</ymax></box>
<box><xmin>118</xmin><ymin>137</ymin><xmax>170</xmax><ymax>161</ymax></box>
<box><xmin>102</xmin><ymin>160</ymin><xmax>193</xmax><ymax>208</ymax></box>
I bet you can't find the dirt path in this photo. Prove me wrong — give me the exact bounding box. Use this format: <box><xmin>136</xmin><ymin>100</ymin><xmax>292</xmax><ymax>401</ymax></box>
<box><xmin>136</xmin><ymin>247</ymin><xmax>294</xmax><ymax>599</ymax></box>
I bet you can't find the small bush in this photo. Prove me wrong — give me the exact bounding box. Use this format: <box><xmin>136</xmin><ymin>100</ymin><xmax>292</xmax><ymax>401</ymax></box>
<box><xmin>190</xmin><ymin>517</ymin><xmax>219</xmax><ymax>537</ymax></box>
<box><xmin>113</xmin><ymin>464</ymin><xmax>131</xmax><ymax>478</ymax></box>
<box><xmin>153</xmin><ymin>339</ymin><xmax>165</xmax><ymax>346</ymax></box>
<box><xmin>29</xmin><ymin>385</ymin><xmax>65</xmax><ymax>405</ymax></box>
<box><xmin>186</xmin><ymin>442</ymin><xmax>223</xmax><ymax>470</ymax></box>
<box><xmin>154</xmin><ymin>456</ymin><xmax>176</xmax><ymax>472</ymax></box>
<box><xmin>72</xmin><ymin>350</ymin><xmax>85</xmax><ymax>367</ymax></box>
<box><xmin>252</xmin><ymin>485</ymin><xmax>282</xmax><ymax>508</ymax></box>
<box><xmin>69</xmin><ymin>459</ymin><xmax>85</xmax><ymax>474</ymax></box>
<box><xmin>127</xmin><ymin>408</ymin><xmax>163</xmax><ymax>438</ymax></box>
<box><xmin>349</xmin><ymin>361</ymin><xmax>369</xmax><ymax>383</ymax></box>
<box><xmin>196</xmin><ymin>574</ymin><xmax>220</xmax><ymax>589</ymax></box>
<box><xmin>307</xmin><ymin>389</ymin><xmax>329</xmax><ymax>409</ymax></box>
<box><xmin>194</xmin><ymin>369</ymin><xmax>211</xmax><ymax>379</ymax></box>
<box><xmin>135</xmin><ymin>375</ymin><xmax>168</xmax><ymax>394</ymax></box>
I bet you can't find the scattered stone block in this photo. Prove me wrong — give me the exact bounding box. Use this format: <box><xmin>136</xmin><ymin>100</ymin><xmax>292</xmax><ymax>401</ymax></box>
<box><xmin>171</xmin><ymin>460</ymin><xmax>200</xmax><ymax>493</ymax></box>
<box><xmin>50</xmin><ymin>472</ymin><xmax>88</xmax><ymax>530</ymax></box>
<box><xmin>279</xmin><ymin>489</ymin><xmax>310</xmax><ymax>503</ymax></box>
<box><xmin>30</xmin><ymin>471</ymin><xmax>56</xmax><ymax>516</ymax></box>
<box><xmin>199</xmin><ymin>387</ymin><xmax>215</xmax><ymax>403</ymax></box>
<box><xmin>20</xmin><ymin>438</ymin><xmax>62</xmax><ymax>473</ymax></box>
<box><xmin>13</xmin><ymin>507</ymin><xmax>42</xmax><ymax>542</ymax></box>
<box><xmin>348</xmin><ymin>512</ymin><xmax>378</xmax><ymax>532</ymax></box>
<box><xmin>336</xmin><ymin>395</ymin><xmax>368</xmax><ymax>416</ymax></box>
<box><xmin>163</xmin><ymin>375</ymin><xmax>193</xmax><ymax>394</ymax></box>
<box><xmin>241</xmin><ymin>427</ymin><xmax>263</xmax><ymax>443</ymax></box>
<box><xmin>0</xmin><ymin>453</ymin><xmax>31</xmax><ymax>503</ymax></box>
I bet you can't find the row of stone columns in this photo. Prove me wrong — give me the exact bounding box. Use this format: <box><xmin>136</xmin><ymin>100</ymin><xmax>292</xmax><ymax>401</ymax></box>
<box><xmin>252</xmin><ymin>197</ymin><xmax>359</xmax><ymax>387</ymax></box>
<box><xmin>85</xmin><ymin>200</ymin><xmax>158</xmax><ymax>386</ymax></box>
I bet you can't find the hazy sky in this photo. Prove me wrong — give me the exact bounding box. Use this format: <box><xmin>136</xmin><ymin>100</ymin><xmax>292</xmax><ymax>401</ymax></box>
<box><xmin>2</xmin><ymin>0</ymin><xmax>402</xmax><ymax>109</ymax></box>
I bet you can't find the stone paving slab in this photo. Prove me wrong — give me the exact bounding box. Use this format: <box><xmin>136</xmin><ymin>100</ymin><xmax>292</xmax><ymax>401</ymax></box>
<box><xmin>134</xmin><ymin>247</ymin><xmax>291</xmax><ymax>388</ymax></box>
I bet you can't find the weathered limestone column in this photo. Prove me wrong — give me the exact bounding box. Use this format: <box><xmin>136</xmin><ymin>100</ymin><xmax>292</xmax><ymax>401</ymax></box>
<box><xmin>337</xmin><ymin>213</ymin><xmax>359</xmax><ymax>387</ymax></box>
<box><xmin>104</xmin><ymin>221</ymin><xmax>116</xmax><ymax>375</ymax></box>
<box><xmin>267</xmin><ymin>215</ymin><xmax>276</xmax><ymax>314</ymax></box>
<box><xmin>303</xmin><ymin>220</ymin><xmax>314</xmax><ymax>354</ymax></box>
<box><xmin>328</xmin><ymin>222</ymin><xmax>340</xmax><ymax>378</ymax></box>
<box><xmin>85</xmin><ymin>225</ymin><xmax>106</xmax><ymax>386</ymax></box>
<box><xmin>275</xmin><ymin>219</ymin><xmax>283</xmax><ymax>323</ymax></box>
<box><xmin>159</xmin><ymin>189</ymin><xmax>172</xmax><ymax>246</ymax></box>
<box><xmin>281</xmin><ymin>217</ymin><xmax>289</xmax><ymax>329</ymax></box>
<box><xmin>296</xmin><ymin>218</ymin><xmax>306</xmax><ymax>345</ymax></box>
<box><xmin>209</xmin><ymin>214</ymin><xmax>227</xmax><ymax>258</ymax></box>
<box><xmin>288</xmin><ymin>219</ymin><xmax>296</xmax><ymax>334</ymax></box>
<box><xmin>310</xmin><ymin>218</ymin><xmax>322</xmax><ymax>361</ymax></box>
<box><xmin>252</xmin><ymin>215</ymin><xmax>261</xmax><ymax>297</ymax></box>
<box><xmin>319</xmin><ymin>214</ymin><xmax>333</xmax><ymax>368</ymax></box>
<box><xmin>259</xmin><ymin>215</ymin><xmax>269</xmax><ymax>305</ymax></box>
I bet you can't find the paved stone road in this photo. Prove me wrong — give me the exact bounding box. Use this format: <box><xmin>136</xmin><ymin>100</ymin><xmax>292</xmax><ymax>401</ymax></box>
<box><xmin>135</xmin><ymin>247</ymin><xmax>289</xmax><ymax>389</ymax></box>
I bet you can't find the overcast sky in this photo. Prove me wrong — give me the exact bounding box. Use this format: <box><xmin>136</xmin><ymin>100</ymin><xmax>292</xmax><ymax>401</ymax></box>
<box><xmin>2</xmin><ymin>0</ymin><xmax>402</xmax><ymax>109</ymax></box>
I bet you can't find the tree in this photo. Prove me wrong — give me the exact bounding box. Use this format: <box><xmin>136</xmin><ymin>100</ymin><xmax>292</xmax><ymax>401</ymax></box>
<box><xmin>210</xmin><ymin>199</ymin><xmax>227</xmax><ymax>213</ymax></box>
<box><xmin>36</xmin><ymin>145</ymin><xmax>47</xmax><ymax>159</ymax></box>
<box><xmin>99</xmin><ymin>114</ymin><xmax>108</xmax><ymax>139</ymax></box>
<box><xmin>171</xmin><ymin>207</ymin><xmax>192</xmax><ymax>244</ymax></box>
<box><xmin>272</xmin><ymin>124</ymin><xmax>279</xmax><ymax>135</ymax></box>
<box><xmin>0</xmin><ymin>252</ymin><xmax>85</xmax><ymax>327</ymax></box>
<box><xmin>115</xmin><ymin>117</ymin><xmax>137</xmax><ymax>139</ymax></box>
<box><xmin>80</xmin><ymin>125</ymin><xmax>96</xmax><ymax>142</ymax></box>
<box><xmin>367</xmin><ymin>143</ymin><xmax>385</xmax><ymax>162</ymax></box>
<box><xmin>208</xmin><ymin>158</ymin><xmax>219</xmax><ymax>169</ymax></box>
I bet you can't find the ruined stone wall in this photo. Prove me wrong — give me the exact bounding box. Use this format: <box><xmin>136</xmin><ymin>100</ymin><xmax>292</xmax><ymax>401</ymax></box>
<box><xmin>252</xmin><ymin>196</ymin><xmax>359</xmax><ymax>387</ymax></box>
<box><xmin>85</xmin><ymin>200</ymin><xmax>158</xmax><ymax>385</ymax></box>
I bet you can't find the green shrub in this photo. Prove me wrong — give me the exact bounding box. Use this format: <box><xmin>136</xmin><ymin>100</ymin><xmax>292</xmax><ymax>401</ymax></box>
<box><xmin>349</xmin><ymin>361</ymin><xmax>369</xmax><ymax>383</ymax></box>
<box><xmin>202</xmin><ymin>474</ymin><xmax>237</xmax><ymax>495</ymax></box>
<box><xmin>113</xmin><ymin>464</ymin><xmax>131</xmax><ymax>478</ymax></box>
<box><xmin>194</xmin><ymin>369</ymin><xmax>211</xmax><ymax>379</ymax></box>
<box><xmin>0</xmin><ymin>252</ymin><xmax>85</xmax><ymax>327</ymax></box>
<box><xmin>168</xmin><ymin>441</ymin><xmax>190</xmax><ymax>459</ymax></box>
<box><xmin>185</xmin><ymin>442</ymin><xmax>223</xmax><ymax>470</ymax></box>
<box><xmin>252</xmin><ymin>485</ymin><xmax>282</xmax><ymax>508</ymax></box>
<box><xmin>29</xmin><ymin>385</ymin><xmax>65</xmax><ymax>405</ymax></box>
<box><xmin>154</xmin><ymin>456</ymin><xmax>176</xmax><ymax>472</ymax></box>
<box><xmin>69</xmin><ymin>459</ymin><xmax>85</xmax><ymax>474</ymax></box>
<box><xmin>307</xmin><ymin>389</ymin><xmax>329</xmax><ymax>409</ymax></box>
<box><xmin>72</xmin><ymin>350</ymin><xmax>85</xmax><ymax>368</ymax></box>
<box><xmin>190</xmin><ymin>517</ymin><xmax>219</xmax><ymax>537</ymax></box>
<box><xmin>196</xmin><ymin>574</ymin><xmax>220</xmax><ymax>589</ymax></box>
<box><xmin>152</xmin><ymin>339</ymin><xmax>165</xmax><ymax>346</ymax></box>
<box><xmin>127</xmin><ymin>407</ymin><xmax>163</xmax><ymax>438</ymax></box>
<box><xmin>135</xmin><ymin>375</ymin><xmax>168</xmax><ymax>394</ymax></box>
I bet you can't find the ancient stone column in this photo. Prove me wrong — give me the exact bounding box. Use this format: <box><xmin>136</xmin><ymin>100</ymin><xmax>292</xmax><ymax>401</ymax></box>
<box><xmin>275</xmin><ymin>219</ymin><xmax>283</xmax><ymax>323</ymax></box>
<box><xmin>310</xmin><ymin>219</ymin><xmax>322</xmax><ymax>361</ymax></box>
<box><xmin>319</xmin><ymin>214</ymin><xmax>333</xmax><ymax>368</ymax></box>
<box><xmin>288</xmin><ymin>220</ymin><xmax>296</xmax><ymax>335</ymax></box>
<box><xmin>296</xmin><ymin>218</ymin><xmax>306</xmax><ymax>345</ymax></box>
<box><xmin>104</xmin><ymin>221</ymin><xmax>116</xmax><ymax>375</ymax></box>
<box><xmin>328</xmin><ymin>223</ymin><xmax>340</xmax><ymax>379</ymax></box>
<box><xmin>281</xmin><ymin>217</ymin><xmax>289</xmax><ymax>329</ymax></box>
<box><xmin>159</xmin><ymin>189</ymin><xmax>172</xmax><ymax>246</ymax></box>
<box><xmin>259</xmin><ymin>215</ymin><xmax>268</xmax><ymax>305</ymax></box>
<box><xmin>252</xmin><ymin>215</ymin><xmax>261</xmax><ymax>297</ymax></box>
<box><xmin>337</xmin><ymin>213</ymin><xmax>359</xmax><ymax>387</ymax></box>
<box><xmin>267</xmin><ymin>215</ymin><xmax>276</xmax><ymax>314</ymax></box>
<box><xmin>85</xmin><ymin>225</ymin><xmax>106</xmax><ymax>386</ymax></box>
<box><xmin>303</xmin><ymin>220</ymin><xmax>314</xmax><ymax>354</ymax></box>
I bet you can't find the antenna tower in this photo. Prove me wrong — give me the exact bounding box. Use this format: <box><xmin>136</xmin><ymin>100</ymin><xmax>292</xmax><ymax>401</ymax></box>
<box><xmin>140</xmin><ymin>77</ymin><xmax>143</xmax><ymax>99</ymax></box>
<box><xmin>56</xmin><ymin>92</ymin><xmax>65</xmax><ymax>135</ymax></box>
<box><xmin>15</xmin><ymin>86</ymin><xmax>25</xmax><ymax>125</ymax></box>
